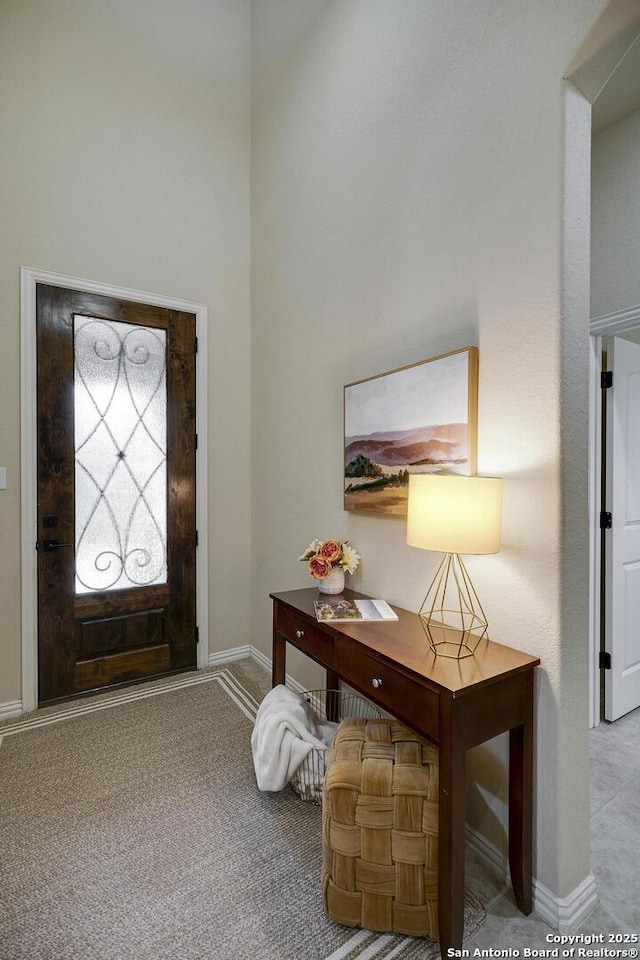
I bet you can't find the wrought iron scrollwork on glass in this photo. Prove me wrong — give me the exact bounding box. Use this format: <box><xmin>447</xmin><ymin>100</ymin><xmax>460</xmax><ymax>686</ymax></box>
<box><xmin>74</xmin><ymin>316</ymin><xmax>167</xmax><ymax>594</ymax></box>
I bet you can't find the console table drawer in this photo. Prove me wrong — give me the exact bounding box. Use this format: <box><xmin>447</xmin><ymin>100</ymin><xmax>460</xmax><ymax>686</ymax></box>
<box><xmin>337</xmin><ymin>641</ymin><xmax>439</xmax><ymax>739</ymax></box>
<box><xmin>275</xmin><ymin>606</ymin><xmax>335</xmax><ymax>670</ymax></box>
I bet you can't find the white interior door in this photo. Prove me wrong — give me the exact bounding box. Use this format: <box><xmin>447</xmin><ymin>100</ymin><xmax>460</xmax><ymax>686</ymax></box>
<box><xmin>604</xmin><ymin>335</ymin><xmax>640</xmax><ymax>720</ymax></box>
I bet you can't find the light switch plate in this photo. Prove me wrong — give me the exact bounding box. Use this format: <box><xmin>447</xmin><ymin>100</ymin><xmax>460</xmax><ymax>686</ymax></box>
<box><xmin>0</xmin><ymin>467</ymin><xmax>6</xmax><ymax>489</ymax></box>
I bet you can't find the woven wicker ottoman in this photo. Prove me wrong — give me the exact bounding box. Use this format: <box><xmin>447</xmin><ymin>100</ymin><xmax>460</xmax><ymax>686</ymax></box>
<box><xmin>322</xmin><ymin>717</ymin><xmax>439</xmax><ymax>939</ymax></box>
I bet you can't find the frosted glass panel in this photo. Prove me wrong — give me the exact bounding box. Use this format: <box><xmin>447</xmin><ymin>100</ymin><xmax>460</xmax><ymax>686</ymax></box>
<box><xmin>74</xmin><ymin>316</ymin><xmax>167</xmax><ymax>594</ymax></box>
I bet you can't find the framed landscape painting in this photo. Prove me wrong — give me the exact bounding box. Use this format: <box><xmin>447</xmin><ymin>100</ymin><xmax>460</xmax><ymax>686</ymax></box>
<box><xmin>343</xmin><ymin>347</ymin><xmax>478</xmax><ymax>516</ymax></box>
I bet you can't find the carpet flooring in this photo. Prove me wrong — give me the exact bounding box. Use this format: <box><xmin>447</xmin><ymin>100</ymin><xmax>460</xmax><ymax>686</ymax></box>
<box><xmin>0</xmin><ymin>664</ymin><xmax>485</xmax><ymax>959</ymax></box>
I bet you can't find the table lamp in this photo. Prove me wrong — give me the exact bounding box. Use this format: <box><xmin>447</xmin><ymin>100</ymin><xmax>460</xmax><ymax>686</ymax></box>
<box><xmin>406</xmin><ymin>474</ymin><xmax>503</xmax><ymax>658</ymax></box>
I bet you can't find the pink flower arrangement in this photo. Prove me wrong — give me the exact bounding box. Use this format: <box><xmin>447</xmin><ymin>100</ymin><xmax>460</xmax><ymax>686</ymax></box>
<box><xmin>298</xmin><ymin>539</ymin><xmax>360</xmax><ymax>580</ymax></box>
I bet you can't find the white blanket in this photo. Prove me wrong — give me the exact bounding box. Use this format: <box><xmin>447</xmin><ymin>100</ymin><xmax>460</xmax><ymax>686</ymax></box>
<box><xmin>251</xmin><ymin>685</ymin><xmax>332</xmax><ymax>792</ymax></box>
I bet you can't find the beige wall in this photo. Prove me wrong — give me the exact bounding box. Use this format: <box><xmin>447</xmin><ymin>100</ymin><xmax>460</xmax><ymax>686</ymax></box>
<box><xmin>592</xmin><ymin>106</ymin><xmax>640</xmax><ymax>317</ymax></box>
<box><xmin>0</xmin><ymin>0</ymin><xmax>252</xmax><ymax>704</ymax></box>
<box><xmin>2</xmin><ymin>0</ymin><xmax>634</xmax><ymax>914</ymax></box>
<box><xmin>250</xmin><ymin>0</ymin><xmax>609</xmax><ymax>901</ymax></box>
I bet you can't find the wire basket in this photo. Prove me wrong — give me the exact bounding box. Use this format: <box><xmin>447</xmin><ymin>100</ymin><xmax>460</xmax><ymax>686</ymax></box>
<box><xmin>290</xmin><ymin>689</ymin><xmax>382</xmax><ymax>805</ymax></box>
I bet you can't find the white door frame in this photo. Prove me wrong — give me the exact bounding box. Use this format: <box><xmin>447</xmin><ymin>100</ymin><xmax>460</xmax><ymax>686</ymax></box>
<box><xmin>588</xmin><ymin>303</ymin><xmax>640</xmax><ymax>727</ymax></box>
<box><xmin>20</xmin><ymin>267</ymin><xmax>209</xmax><ymax>713</ymax></box>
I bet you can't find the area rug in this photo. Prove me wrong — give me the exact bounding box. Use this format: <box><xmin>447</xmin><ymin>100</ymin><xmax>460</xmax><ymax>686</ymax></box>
<box><xmin>0</xmin><ymin>664</ymin><xmax>485</xmax><ymax>959</ymax></box>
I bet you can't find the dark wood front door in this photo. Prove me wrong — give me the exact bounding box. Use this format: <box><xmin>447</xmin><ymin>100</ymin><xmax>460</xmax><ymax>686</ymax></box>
<box><xmin>36</xmin><ymin>285</ymin><xmax>197</xmax><ymax>705</ymax></box>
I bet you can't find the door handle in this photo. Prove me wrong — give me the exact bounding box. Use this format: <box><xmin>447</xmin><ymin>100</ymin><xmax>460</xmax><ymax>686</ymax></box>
<box><xmin>39</xmin><ymin>539</ymin><xmax>74</xmax><ymax>552</ymax></box>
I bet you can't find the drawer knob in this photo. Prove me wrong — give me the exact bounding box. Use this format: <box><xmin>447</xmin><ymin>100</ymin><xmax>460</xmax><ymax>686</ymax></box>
<box><xmin>295</xmin><ymin>629</ymin><xmax>305</xmax><ymax>639</ymax></box>
<box><xmin>371</xmin><ymin>678</ymin><xmax>383</xmax><ymax>689</ymax></box>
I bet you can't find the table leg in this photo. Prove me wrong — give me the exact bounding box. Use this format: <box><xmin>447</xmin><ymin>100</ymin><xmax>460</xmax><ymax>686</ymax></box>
<box><xmin>326</xmin><ymin>667</ymin><xmax>340</xmax><ymax>721</ymax></box>
<box><xmin>272</xmin><ymin>629</ymin><xmax>286</xmax><ymax>687</ymax></box>
<box><xmin>438</xmin><ymin>706</ymin><xmax>466</xmax><ymax>959</ymax></box>
<box><xmin>509</xmin><ymin>717</ymin><xmax>534</xmax><ymax>914</ymax></box>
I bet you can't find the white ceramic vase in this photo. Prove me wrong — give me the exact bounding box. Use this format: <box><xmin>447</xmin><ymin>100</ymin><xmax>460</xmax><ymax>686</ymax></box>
<box><xmin>318</xmin><ymin>566</ymin><xmax>346</xmax><ymax>594</ymax></box>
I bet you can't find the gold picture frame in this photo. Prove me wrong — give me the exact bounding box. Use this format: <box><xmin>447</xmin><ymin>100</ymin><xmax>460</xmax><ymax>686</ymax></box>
<box><xmin>343</xmin><ymin>346</ymin><xmax>478</xmax><ymax>517</ymax></box>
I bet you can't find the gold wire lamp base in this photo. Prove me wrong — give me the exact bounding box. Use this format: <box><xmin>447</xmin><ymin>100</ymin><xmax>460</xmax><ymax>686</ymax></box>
<box><xmin>418</xmin><ymin>552</ymin><xmax>490</xmax><ymax>659</ymax></box>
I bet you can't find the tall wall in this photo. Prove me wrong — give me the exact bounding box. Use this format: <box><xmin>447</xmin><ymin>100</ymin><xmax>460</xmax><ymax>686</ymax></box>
<box><xmin>251</xmin><ymin>0</ymin><xmax>605</xmax><ymax>901</ymax></box>
<box><xmin>591</xmin><ymin>106</ymin><xmax>640</xmax><ymax>317</ymax></box>
<box><xmin>0</xmin><ymin>0</ymin><xmax>625</xmax><ymax>913</ymax></box>
<box><xmin>0</xmin><ymin>0</ymin><xmax>252</xmax><ymax>703</ymax></box>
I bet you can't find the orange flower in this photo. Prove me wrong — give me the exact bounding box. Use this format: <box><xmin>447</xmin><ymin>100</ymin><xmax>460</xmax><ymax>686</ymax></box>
<box><xmin>308</xmin><ymin>555</ymin><xmax>333</xmax><ymax>579</ymax></box>
<box><xmin>317</xmin><ymin>540</ymin><xmax>342</xmax><ymax>564</ymax></box>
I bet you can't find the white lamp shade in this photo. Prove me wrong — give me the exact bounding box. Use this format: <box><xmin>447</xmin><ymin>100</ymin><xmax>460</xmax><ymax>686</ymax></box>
<box><xmin>407</xmin><ymin>474</ymin><xmax>503</xmax><ymax>555</ymax></box>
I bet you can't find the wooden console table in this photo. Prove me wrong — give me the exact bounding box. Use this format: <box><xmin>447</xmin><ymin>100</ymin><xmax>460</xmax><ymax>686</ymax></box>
<box><xmin>270</xmin><ymin>587</ymin><xmax>540</xmax><ymax>958</ymax></box>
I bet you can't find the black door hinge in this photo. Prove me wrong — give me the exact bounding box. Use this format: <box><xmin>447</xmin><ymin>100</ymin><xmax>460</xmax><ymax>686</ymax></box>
<box><xmin>601</xmin><ymin>370</ymin><xmax>613</xmax><ymax>389</ymax></box>
<box><xmin>195</xmin><ymin>433</ymin><xmax>198</xmax><ymax>450</ymax></box>
<box><xmin>195</xmin><ymin>337</ymin><xmax>199</xmax><ymax>354</ymax></box>
<box><xmin>600</xmin><ymin>511</ymin><xmax>612</xmax><ymax>529</ymax></box>
<box><xmin>599</xmin><ymin>650</ymin><xmax>611</xmax><ymax>670</ymax></box>
<box><xmin>195</xmin><ymin>530</ymin><xmax>199</xmax><ymax>547</ymax></box>
<box><xmin>195</xmin><ymin>626</ymin><xmax>199</xmax><ymax>645</ymax></box>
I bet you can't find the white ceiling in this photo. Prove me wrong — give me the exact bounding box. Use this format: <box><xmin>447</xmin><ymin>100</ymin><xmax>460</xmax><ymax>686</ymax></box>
<box><xmin>592</xmin><ymin>38</ymin><xmax>640</xmax><ymax>134</ymax></box>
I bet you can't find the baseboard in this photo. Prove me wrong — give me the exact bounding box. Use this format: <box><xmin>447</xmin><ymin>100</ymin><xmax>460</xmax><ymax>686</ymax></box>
<box><xmin>465</xmin><ymin>824</ymin><xmax>508</xmax><ymax>882</ymax></box>
<box><xmin>208</xmin><ymin>645</ymin><xmax>254</xmax><ymax>666</ymax></box>
<box><xmin>209</xmin><ymin>644</ymin><xmax>307</xmax><ymax>695</ymax></box>
<box><xmin>0</xmin><ymin>700</ymin><xmax>24</xmax><ymax>721</ymax></box>
<box><xmin>246</xmin><ymin>645</ymin><xmax>270</xmax><ymax>674</ymax></box>
<box><xmin>534</xmin><ymin>872</ymin><xmax>598</xmax><ymax>933</ymax></box>
<box><xmin>466</xmin><ymin>825</ymin><xmax>598</xmax><ymax>932</ymax></box>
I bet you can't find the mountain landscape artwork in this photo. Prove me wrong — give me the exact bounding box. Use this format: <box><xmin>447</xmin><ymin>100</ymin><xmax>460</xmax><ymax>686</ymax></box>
<box><xmin>344</xmin><ymin>347</ymin><xmax>478</xmax><ymax>516</ymax></box>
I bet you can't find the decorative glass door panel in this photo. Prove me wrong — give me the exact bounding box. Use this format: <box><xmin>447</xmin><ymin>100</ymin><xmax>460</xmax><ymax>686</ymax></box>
<box><xmin>74</xmin><ymin>316</ymin><xmax>167</xmax><ymax>594</ymax></box>
<box><xmin>36</xmin><ymin>284</ymin><xmax>196</xmax><ymax>705</ymax></box>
